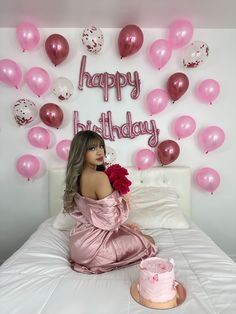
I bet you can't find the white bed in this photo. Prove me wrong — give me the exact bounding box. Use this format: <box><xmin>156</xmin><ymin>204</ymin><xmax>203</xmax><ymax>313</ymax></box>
<box><xmin>1</xmin><ymin>167</ymin><xmax>236</xmax><ymax>314</ymax></box>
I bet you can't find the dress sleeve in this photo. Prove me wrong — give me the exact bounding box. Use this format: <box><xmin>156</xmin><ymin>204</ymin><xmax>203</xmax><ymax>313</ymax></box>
<box><xmin>81</xmin><ymin>191</ymin><xmax>129</xmax><ymax>231</ymax></box>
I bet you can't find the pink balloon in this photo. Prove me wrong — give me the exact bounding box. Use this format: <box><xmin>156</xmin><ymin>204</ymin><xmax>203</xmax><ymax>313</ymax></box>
<box><xmin>27</xmin><ymin>126</ymin><xmax>50</xmax><ymax>149</ymax></box>
<box><xmin>56</xmin><ymin>139</ymin><xmax>71</xmax><ymax>161</ymax></box>
<box><xmin>134</xmin><ymin>149</ymin><xmax>155</xmax><ymax>170</ymax></box>
<box><xmin>168</xmin><ymin>19</ymin><xmax>193</xmax><ymax>49</ymax></box>
<box><xmin>198</xmin><ymin>126</ymin><xmax>225</xmax><ymax>153</ymax></box>
<box><xmin>149</xmin><ymin>39</ymin><xmax>172</xmax><ymax>70</ymax></box>
<box><xmin>196</xmin><ymin>79</ymin><xmax>220</xmax><ymax>104</ymax></box>
<box><xmin>173</xmin><ymin>115</ymin><xmax>196</xmax><ymax>139</ymax></box>
<box><xmin>16</xmin><ymin>22</ymin><xmax>40</xmax><ymax>52</ymax></box>
<box><xmin>16</xmin><ymin>154</ymin><xmax>40</xmax><ymax>180</ymax></box>
<box><xmin>194</xmin><ymin>167</ymin><xmax>220</xmax><ymax>194</ymax></box>
<box><xmin>25</xmin><ymin>67</ymin><xmax>51</xmax><ymax>97</ymax></box>
<box><xmin>146</xmin><ymin>88</ymin><xmax>169</xmax><ymax>115</ymax></box>
<box><xmin>0</xmin><ymin>59</ymin><xmax>22</xmax><ymax>89</ymax></box>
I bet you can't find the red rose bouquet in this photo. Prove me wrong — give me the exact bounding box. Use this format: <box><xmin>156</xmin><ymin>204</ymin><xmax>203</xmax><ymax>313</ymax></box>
<box><xmin>105</xmin><ymin>164</ymin><xmax>132</xmax><ymax>195</ymax></box>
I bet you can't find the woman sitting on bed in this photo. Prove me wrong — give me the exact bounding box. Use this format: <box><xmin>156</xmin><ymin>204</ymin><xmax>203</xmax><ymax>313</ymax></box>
<box><xmin>63</xmin><ymin>130</ymin><xmax>157</xmax><ymax>274</ymax></box>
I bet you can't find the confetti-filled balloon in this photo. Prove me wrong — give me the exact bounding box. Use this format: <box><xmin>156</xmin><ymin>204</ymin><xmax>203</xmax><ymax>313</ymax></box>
<box><xmin>13</xmin><ymin>98</ymin><xmax>38</xmax><ymax>126</ymax></box>
<box><xmin>104</xmin><ymin>146</ymin><xmax>117</xmax><ymax>167</ymax></box>
<box><xmin>81</xmin><ymin>26</ymin><xmax>104</xmax><ymax>54</ymax></box>
<box><xmin>52</xmin><ymin>77</ymin><xmax>74</xmax><ymax>100</ymax></box>
<box><xmin>182</xmin><ymin>41</ymin><xmax>209</xmax><ymax>68</ymax></box>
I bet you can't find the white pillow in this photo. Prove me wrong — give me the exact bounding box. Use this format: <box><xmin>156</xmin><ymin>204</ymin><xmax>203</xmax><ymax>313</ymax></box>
<box><xmin>53</xmin><ymin>186</ymin><xmax>189</xmax><ymax>230</ymax></box>
<box><xmin>53</xmin><ymin>209</ymin><xmax>76</xmax><ymax>231</ymax></box>
<box><xmin>126</xmin><ymin>186</ymin><xmax>189</xmax><ymax>229</ymax></box>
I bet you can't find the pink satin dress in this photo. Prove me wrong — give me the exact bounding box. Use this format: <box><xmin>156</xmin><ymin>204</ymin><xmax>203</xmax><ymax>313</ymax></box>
<box><xmin>69</xmin><ymin>190</ymin><xmax>158</xmax><ymax>274</ymax></box>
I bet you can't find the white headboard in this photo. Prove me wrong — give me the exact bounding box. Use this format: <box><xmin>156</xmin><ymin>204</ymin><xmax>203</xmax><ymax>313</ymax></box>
<box><xmin>48</xmin><ymin>166</ymin><xmax>191</xmax><ymax>218</ymax></box>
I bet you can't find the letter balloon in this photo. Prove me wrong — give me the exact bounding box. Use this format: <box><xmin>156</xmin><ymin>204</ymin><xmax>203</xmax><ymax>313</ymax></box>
<box><xmin>16</xmin><ymin>22</ymin><xmax>40</xmax><ymax>52</ymax></box>
<box><xmin>118</xmin><ymin>24</ymin><xmax>144</xmax><ymax>58</ymax></box>
<box><xmin>157</xmin><ymin>140</ymin><xmax>180</xmax><ymax>165</ymax></box>
<box><xmin>45</xmin><ymin>34</ymin><xmax>69</xmax><ymax>66</ymax></box>
<box><xmin>16</xmin><ymin>154</ymin><xmax>40</xmax><ymax>180</ymax></box>
<box><xmin>194</xmin><ymin>167</ymin><xmax>220</xmax><ymax>194</ymax></box>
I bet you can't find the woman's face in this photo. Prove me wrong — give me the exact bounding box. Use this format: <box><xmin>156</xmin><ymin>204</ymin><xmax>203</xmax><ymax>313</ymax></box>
<box><xmin>85</xmin><ymin>142</ymin><xmax>105</xmax><ymax>167</ymax></box>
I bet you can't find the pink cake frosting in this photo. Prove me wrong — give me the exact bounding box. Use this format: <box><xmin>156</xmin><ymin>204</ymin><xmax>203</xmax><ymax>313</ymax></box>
<box><xmin>138</xmin><ymin>257</ymin><xmax>177</xmax><ymax>303</ymax></box>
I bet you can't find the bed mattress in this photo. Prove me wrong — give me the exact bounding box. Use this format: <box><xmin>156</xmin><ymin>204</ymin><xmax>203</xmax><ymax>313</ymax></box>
<box><xmin>0</xmin><ymin>218</ymin><xmax>236</xmax><ymax>314</ymax></box>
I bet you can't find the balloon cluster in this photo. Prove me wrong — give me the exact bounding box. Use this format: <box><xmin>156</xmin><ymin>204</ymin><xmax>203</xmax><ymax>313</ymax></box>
<box><xmin>1</xmin><ymin>20</ymin><xmax>224</xmax><ymax>193</ymax></box>
<box><xmin>134</xmin><ymin>19</ymin><xmax>223</xmax><ymax>194</ymax></box>
<box><xmin>147</xmin><ymin>19</ymin><xmax>210</xmax><ymax>71</ymax></box>
<box><xmin>134</xmin><ymin>140</ymin><xmax>180</xmax><ymax>170</ymax></box>
<box><xmin>13</xmin><ymin>96</ymin><xmax>71</xmax><ymax>180</ymax></box>
<box><xmin>0</xmin><ymin>22</ymin><xmax>76</xmax><ymax>180</ymax></box>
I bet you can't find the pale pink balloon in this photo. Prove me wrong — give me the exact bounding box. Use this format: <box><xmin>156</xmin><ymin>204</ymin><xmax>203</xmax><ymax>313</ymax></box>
<box><xmin>196</xmin><ymin>79</ymin><xmax>220</xmax><ymax>104</ymax></box>
<box><xmin>0</xmin><ymin>59</ymin><xmax>22</xmax><ymax>88</ymax></box>
<box><xmin>198</xmin><ymin>126</ymin><xmax>225</xmax><ymax>153</ymax></box>
<box><xmin>173</xmin><ymin>115</ymin><xmax>196</xmax><ymax>139</ymax></box>
<box><xmin>16</xmin><ymin>154</ymin><xmax>40</xmax><ymax>180</ymax></box>
<box><xmin>148</xmin><ymin>39</ymin><xmax>172</xmax><ymax>70</ymax></box>
<box><xmin>16</xmin><ymin>22</ymin><xmax>40</xmax><ymax>52</ymax></box>
<box><xmin>146</xmin><ymin>88</ymin><xmax>169</xmax><ymax>115</ymax></box>
<box><xmin>168</xmin><ymin>19</ymin><xmax>193</xmax><ymax>49</ymax></box>
<box><xmin>27</xmin><ymin>126</ymin><xmax>50</xmax><ymax>149</ymax></box>
<box><xmin>25</xmin><ymin>67</ymin><xmax>51</xmax><ymax>97</ymax></box>
<box><xmin>134</xmin><ymin>149</ymin><xmax>155</xmax><ymax>170</ymax></box>
<box><xmin>194</xmin><ymin>167</ymin><xmax>220</xmax><ymax>194</ymax></box>
<box><xmin>56</xmin><ymin>139</ymin><xmax>71</xmax><ymax>161</ymax></box>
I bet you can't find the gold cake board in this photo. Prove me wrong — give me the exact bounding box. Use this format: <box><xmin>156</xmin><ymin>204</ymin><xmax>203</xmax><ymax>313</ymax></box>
<box><xmin>130</xmin><ymin>280</ymin><xmax>186</xmax><ymax>310</ymax></box>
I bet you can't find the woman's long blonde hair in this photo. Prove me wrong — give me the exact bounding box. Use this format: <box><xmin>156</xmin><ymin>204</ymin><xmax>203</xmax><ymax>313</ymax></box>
<box><xmin>63</xmin><ymin>130</ymin><xmax>106</xmax><ymax>212</ymax></box>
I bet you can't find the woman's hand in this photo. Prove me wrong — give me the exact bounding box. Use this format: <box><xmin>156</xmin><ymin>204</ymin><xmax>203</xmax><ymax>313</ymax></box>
<box><xmin>125</xmin><ymin>223</ymin><xmax>141</xmax><ymax>232</ymax></box>
<box><xmin>122</xmin><ymin>192</ymin><xmax>132</xmax><ymax>210</ymax></box>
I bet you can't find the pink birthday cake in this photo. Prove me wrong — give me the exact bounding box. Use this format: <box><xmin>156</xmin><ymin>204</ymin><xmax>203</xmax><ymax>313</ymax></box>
<box><xmin>137</xmin><ymin>257</ymin><xmax>177</xmax><ymax>309</ymax></box>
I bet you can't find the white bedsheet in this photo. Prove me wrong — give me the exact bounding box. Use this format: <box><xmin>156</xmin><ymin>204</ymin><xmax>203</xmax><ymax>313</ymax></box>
<box><xmin>0</xmin><ymin>218</ymin><xmax>236</xmax><ymax>314</ymax></box>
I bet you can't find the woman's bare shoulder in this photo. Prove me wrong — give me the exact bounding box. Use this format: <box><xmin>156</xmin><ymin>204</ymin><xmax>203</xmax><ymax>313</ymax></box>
<box><xmin>94</xmin><ymin>171</ymin><xmax>113</xmax><ymax>199</ymax></box>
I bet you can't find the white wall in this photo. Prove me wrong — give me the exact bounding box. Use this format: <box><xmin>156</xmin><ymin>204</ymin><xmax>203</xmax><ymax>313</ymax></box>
<box><xmin>0</xmin><ymin>28</ymin><xmax>236</xmax><ymax>263</ymax></box>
